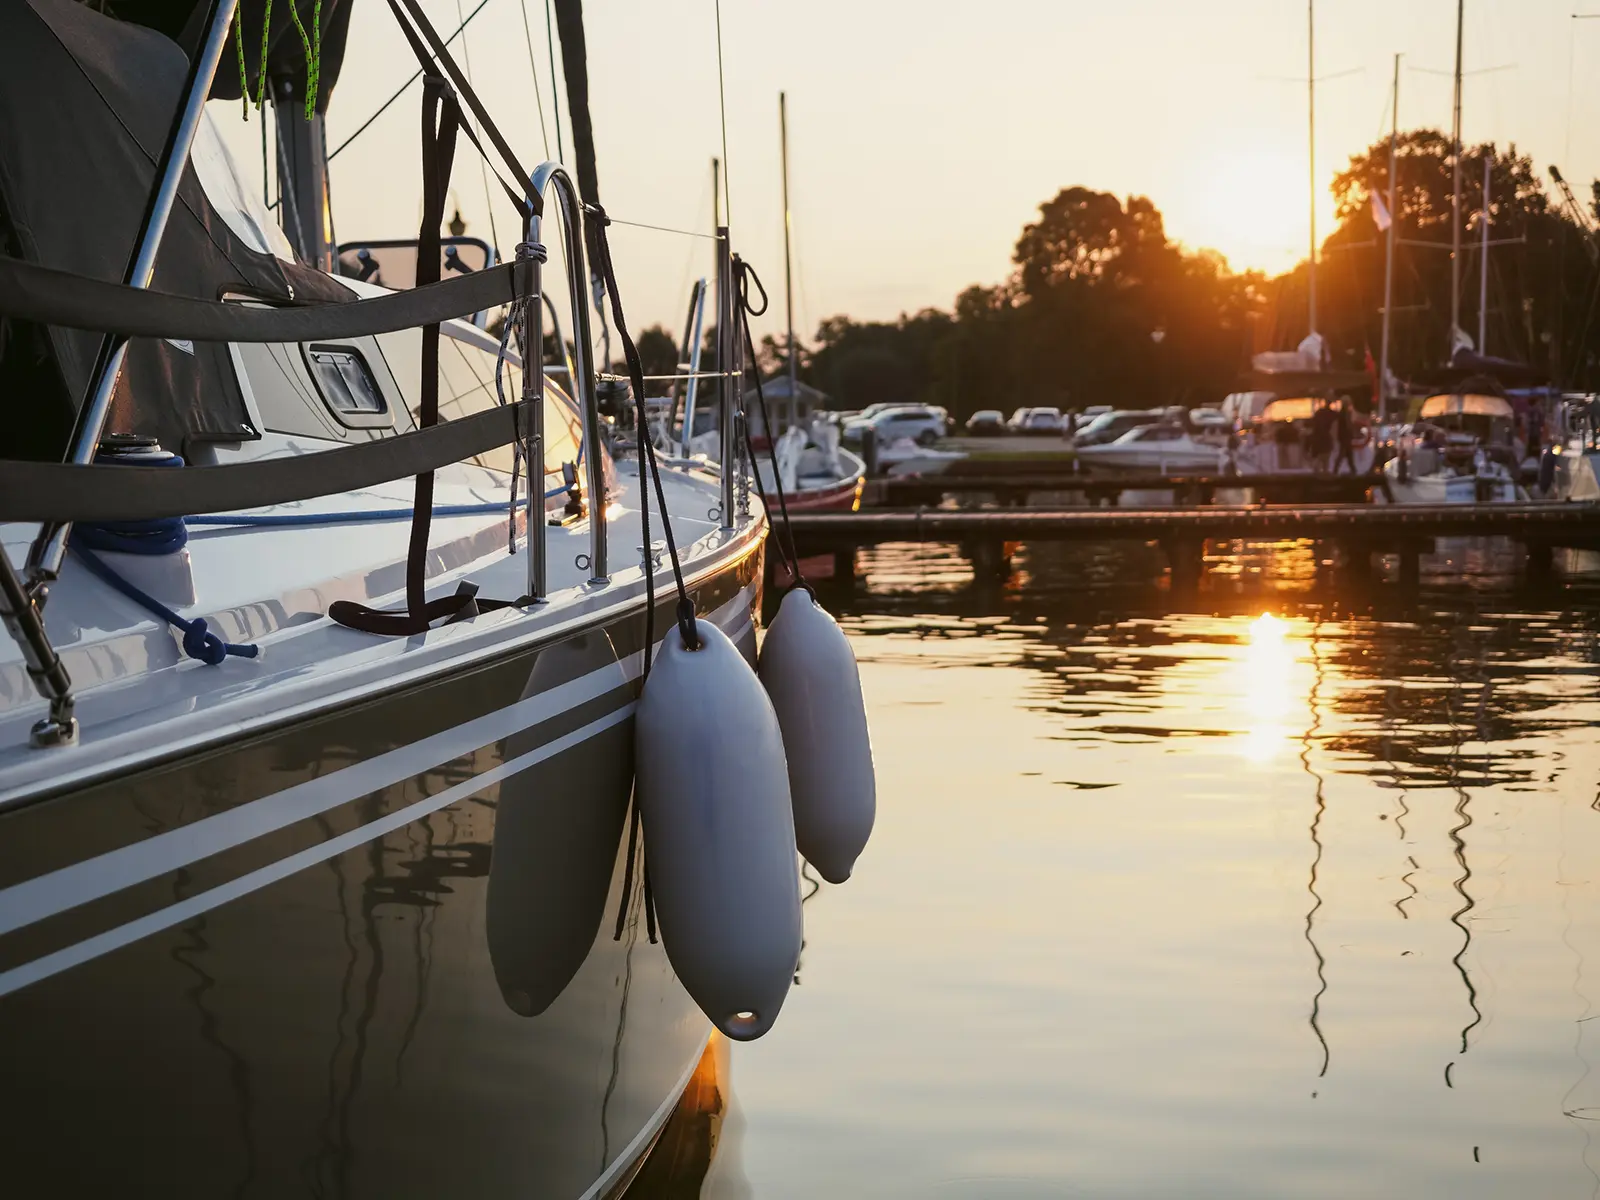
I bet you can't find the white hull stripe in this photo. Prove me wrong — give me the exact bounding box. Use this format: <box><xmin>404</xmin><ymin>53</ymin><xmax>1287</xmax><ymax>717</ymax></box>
<box><xmin>0</xmin><ymin>703</ymin><xmax>636</xmax><ymax>999</ymax></box>
<box><xmin>0</xmin><ymin>585</ymin><xmax>755</xmax><ymax>940</ymax></box>
<box><xmin>576</xmin><ymin>1029</ymin><xmax>712</xmax><ymax>1200</ymax></box>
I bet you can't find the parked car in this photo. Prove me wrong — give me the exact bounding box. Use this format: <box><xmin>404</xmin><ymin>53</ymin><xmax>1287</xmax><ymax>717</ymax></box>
<box><xmin>1074</xmin><ymin>405</ymin><xmax>1113</xmax><ymax>429</ymax></box>
<box><xmin>965</xmin><ymin>409</ymin><xmax>1006</xmax><ymax>436</ymax></box>
<box><xmin>839</xmin><ymin>402</ymin><xmax>902</xmax><ymax>424</ymax></box>
<box><xmin>842</xmin><ymin>404</ymin><xmax>947</xmax><ymax>447</ymax></box>
<box><xmin>1015</xmin><ymin>407</ymin><xmax>1067</xmax><ymax>436</ymax></box>
<box><xmin>1071</xmin><ymin>409</ymin><xmax>1163</xmax><ymax>446</ymax></box>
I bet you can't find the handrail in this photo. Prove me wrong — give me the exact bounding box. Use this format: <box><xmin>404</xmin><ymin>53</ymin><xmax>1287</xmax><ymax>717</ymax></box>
<box><xmin>522</xmin><ymin>162</ymin><xmax>607</xmax><ymax>597</ymax></box>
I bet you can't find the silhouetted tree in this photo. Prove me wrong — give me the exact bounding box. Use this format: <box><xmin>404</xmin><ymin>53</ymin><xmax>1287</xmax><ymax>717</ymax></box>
<box><xmin>633</xmin><ymin>325</ymin><xmax>679</xmax><ymax>392</ymax></box>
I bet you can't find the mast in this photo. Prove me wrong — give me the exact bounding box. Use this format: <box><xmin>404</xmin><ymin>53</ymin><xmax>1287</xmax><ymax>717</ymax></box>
<box><xmin>1451</xmin><ymin>0</ymin><xmax>1464</xmax><ymax>353</ymax></box>
<box><xmin>1380</xmin><ymin>54</ymin><xmax>1399</xmax><ymax>424</ymax></box>
<box><xmin>1478</xmin><ymin>152</ymin><xmax>1490</xmax><ymax>354</ymax></box>
<box><xmin>780</xmin><ymin>92</ymin><xmax>798</xmax><ymax>430</ymax></box>
<box><xmin>1307</xmin><ymin>0</ymin><xmax>1317</xmax><ymax>339</ymax></box>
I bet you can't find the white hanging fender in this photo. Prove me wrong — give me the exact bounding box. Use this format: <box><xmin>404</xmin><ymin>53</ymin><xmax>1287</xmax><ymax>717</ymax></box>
<box><xmin>759</xmin><ymin>589</ymin><xmax>876</xmax><ymax>884</ymax></box>
<box><xmin>636</xmin><ymin>618</ymin><xmax>802</xmax><ymax>1040</ymax></box>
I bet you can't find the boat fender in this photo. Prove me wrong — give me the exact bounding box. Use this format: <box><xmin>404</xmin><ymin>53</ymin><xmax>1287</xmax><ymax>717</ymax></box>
<box><xmin>637</xmin><ymin>617</ymin><xmax>802</xmax><ymax>1041</ymax></box>
<box><xmin>759</xmin><ymin>588</ymin><xmax>876</xmax><ymax>885</ymax></box>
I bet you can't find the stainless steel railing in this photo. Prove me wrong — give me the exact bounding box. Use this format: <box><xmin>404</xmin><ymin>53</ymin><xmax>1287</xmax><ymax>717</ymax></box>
<box><xmin>522</xmin><ymin>162</ymin><xmax>608</xmax><ymax>597</ymax></box>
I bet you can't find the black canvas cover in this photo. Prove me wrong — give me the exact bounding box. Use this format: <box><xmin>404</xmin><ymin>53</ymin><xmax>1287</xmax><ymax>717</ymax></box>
<box><xmin>1415</xmin><ymin>347</ymin><xmax>1548</xmax><ymax>390</ymax></box>
<box><xmin>0</xmin><ymin>0</ymin><xmax>350</xmax><ymax>460</ymax></box>
<box><xmin>86</xmin><ymin>0</ymin><xmax>355</xmax><ymax>114</ymax></box>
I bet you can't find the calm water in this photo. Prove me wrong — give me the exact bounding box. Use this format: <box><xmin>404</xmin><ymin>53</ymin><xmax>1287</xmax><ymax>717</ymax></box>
<box><xmin>639</xmin><ymin>539</ymin><xmax>1600</xmax><ymax>1198</ymax></box>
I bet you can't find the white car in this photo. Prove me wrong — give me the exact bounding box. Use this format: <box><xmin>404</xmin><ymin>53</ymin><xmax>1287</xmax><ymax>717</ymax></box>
<box><xmin>843</xmin><ymin>405</ymin><xmax>947</xmax><ymax>447</ymax></box>
<box><xmin>1015</xmin><ymin>407</ymin><xmax>1066</xmax><ymax>436</ymax></box>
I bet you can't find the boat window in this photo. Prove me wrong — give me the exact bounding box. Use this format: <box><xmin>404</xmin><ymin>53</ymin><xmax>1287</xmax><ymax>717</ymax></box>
<box><xmin>439</xmin><ymin>337</ymin><xmax>572</xmax><ymax>475</ymax></box>
<box><xmin>369</xmin><ymin>322</ymin><xmax>584</xmax><ymax>480</ymax></box>
<box><xmin>303</xmin><ymin>344</ymin><xmax>391</xmax><ymax>429</ymax></box>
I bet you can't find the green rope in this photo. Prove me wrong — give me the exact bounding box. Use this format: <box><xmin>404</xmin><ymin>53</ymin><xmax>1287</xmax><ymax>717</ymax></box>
<box><xmin>255</xmin><ymin>0</ymin><xmax>274</xmax><ymax>110</ymax></box>
<box><xmin>233</xmin><ymin>6</ymin><xmax>249</xmax><ymax>119</ymax></box>
<box><xmin>286</xmin><ymin>0</ymin><xmax>323</xmax><ymax>120</ymax></box>
<box><xmin>237</xmin><ymin>0</ymin><xmax>322</xmax><ymax>123</ymax></box>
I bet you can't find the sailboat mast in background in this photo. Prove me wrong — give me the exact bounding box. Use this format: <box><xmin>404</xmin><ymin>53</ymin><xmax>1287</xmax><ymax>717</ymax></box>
<box><xmin>1451</xmin><ymin>0</ymin><xmax>1465</xmax><ymax>351</ymax></box>
<box><xmin>1307</xmin><ymin>0</ymin><xmax>1317</xmax><ymax>339</ymax></box>
<box><xmin>1379</xmin><ymin>54</ymin><xmax>1399</xmax><ymax>424</ymax></box>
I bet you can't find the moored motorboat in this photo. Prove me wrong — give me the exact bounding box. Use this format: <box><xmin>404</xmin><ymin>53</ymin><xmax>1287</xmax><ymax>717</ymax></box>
<box><xmin>755</xmin><ymin>421</ymin><xmax>866</xmax><ymax>512</ymax></box>
<box><xmin>1380</xmin><ymin>392</ymin><xmax>1526</xmax><ymax>504</ymax></box>
<box><xmin>1073</xmin><ymin>422</ymin><xmax>1236</xmax><ymax>473</ymax></box>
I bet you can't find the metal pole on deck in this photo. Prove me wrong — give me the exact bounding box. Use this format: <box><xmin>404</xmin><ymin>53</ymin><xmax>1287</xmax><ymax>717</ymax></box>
<box><xmin>716</xmin><ymin>224</ymin><xmax>735</xmax><ymax>529</ymax></box>
<box><xmin>27</xmin><ymin>0</ymin><xmax>241</xmax><ymax>590</ymax></box>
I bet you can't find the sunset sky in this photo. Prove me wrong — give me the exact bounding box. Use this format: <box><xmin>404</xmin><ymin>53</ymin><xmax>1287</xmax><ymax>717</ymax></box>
<box><xmin>212</xmin><ymin>0</ymin><xmax>1600</xmax><ymax>351</ymax></box>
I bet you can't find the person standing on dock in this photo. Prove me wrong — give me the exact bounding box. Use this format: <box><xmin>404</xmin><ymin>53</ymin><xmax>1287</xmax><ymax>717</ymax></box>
<box><xmin>1308</xmin><ymin>399</ymin><xmax>1336</xmax><ymax>473</ymax></box>
<box><xmin>1332</xmin><ymin>399</ymin><xmax>1358</xmax><ymax>474</ymax></box>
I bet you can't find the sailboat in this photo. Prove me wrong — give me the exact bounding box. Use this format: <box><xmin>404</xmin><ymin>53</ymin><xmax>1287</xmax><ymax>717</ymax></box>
<box><xmin>747</xmin><ymin>93</ymin><xmax>865</xmax><ymax>514</ymax></box>
<box><xmin>1378</xmin><ymin>1</ymin><xmax>1531</xmax><ymax>504</ymax></box>
<box><xmin>0</xmin><ymin>0</ymin><xmax>773</xmax><ymax>1192</ymax></box>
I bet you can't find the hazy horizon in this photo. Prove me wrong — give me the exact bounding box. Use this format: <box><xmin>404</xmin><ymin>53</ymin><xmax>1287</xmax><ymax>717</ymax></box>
<box><xmin>211</xmin><ymin>0</ymin><xmax>1600</xmax><ymax>349</ymax></box>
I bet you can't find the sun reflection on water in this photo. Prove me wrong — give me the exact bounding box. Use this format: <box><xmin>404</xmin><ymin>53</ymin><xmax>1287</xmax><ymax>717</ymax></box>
<box><xmin>1240</xmin><ymin>612</ymin><xmax>1298</xmax><ymax>761</ymax></box>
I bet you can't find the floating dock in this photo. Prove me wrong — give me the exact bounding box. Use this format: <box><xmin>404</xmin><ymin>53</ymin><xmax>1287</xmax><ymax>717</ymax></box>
<box><xmin>788</xmin><ymin>501</ymin><xmax>1600</xmax><ymax>586</ymax></box>
<box><xmin>868</xmin><ymin>470</ymin><xmax>1384</xmax><ymax>507</ymax></box>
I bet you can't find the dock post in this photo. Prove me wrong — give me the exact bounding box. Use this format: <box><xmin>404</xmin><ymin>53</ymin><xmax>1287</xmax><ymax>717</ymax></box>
<box><xmin>1340</xmin><ymin>540</ymin><xmax>1374</xmax><ymax>586</ymax></box>
<box><xmin>833</xmin><ymin>548</ymin><xmax>857</xmax><ymax>585</ymax></box>
<box><xmin>1163</xmin><ymin>537</ymin><xmax>1204</xmax><ymax>593</ymax></box>
<box><xmin>1397</xmin><ymin>541</ymin><xmax>1423</xmax><ymax>591</ymax></box>
<box><xmin>968</xmin><ymin>538</ymin><xmax>1012</xmax><ymax>582</ymax></box>
<box><xmin>1526</xmin><ymin>541</ymin><xmax>1555</xmax><ymax>585</ymax></box>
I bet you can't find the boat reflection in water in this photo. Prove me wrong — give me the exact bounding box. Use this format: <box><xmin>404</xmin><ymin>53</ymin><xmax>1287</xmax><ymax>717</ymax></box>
<box><xmin>677</xmin><ymin>533</ymin><xmax>1600</xmax><ymax>1197</ymax></box>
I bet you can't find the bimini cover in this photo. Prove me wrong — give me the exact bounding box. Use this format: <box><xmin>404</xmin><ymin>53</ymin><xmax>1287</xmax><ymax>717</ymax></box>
<box><xmin>0</xmin><ymin>0</ymin><xmax>351</xmax><ymax>461</ymax></box>
<box><xmin>1419</xmin><ymin>393</ymin><xmax>1515</xmax><ymax>420</ymax></box>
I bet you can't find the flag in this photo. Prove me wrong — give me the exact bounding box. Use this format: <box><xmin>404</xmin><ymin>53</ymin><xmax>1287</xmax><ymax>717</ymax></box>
<box><xmin>1364</xmin><ymin>345</ymin><xmax>1379</xmax><ymax>406</ymax></box>
<box><xmin>1370</xmin><ymin>191</ymin><xmax>1392</xmax><ymax>232</ymax></box>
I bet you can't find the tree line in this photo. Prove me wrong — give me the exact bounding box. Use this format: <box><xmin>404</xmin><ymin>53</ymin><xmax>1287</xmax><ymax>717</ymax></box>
<box><xmin>633</xmin><ymin>130</ymin><xmax>1600</xmax><ymax>424</ymax></box>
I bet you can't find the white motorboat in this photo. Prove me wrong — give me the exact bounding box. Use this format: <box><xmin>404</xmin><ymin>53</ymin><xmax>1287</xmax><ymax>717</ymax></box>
<box><xmin>0</xmin><ymin>1</ymin><xmax>781</xmax><ymax>1193</ymax></box>
<box><xmin>1073</xmin><ymin>423</ymin><xmax>1236</xmax><ymax>473</ymax></box>
<box><xmin>878</xmin><ymin>435</ymin><xmax>968</xmax><ymax>478</ymax></box>
<box><xmin>1380</xmin><ymin>393</ymin><xmax>1527</xmax><ymax>504</ymax></box>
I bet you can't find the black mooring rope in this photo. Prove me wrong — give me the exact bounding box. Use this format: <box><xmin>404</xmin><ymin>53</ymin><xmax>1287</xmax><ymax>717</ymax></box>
<box><xmin>733</xmin><ymin>256</ymin><xmax>808</xmax><ymax>591</ymax></box>
<box><xmin>587</xmin><ymin>201</ymin><xmax>700</xmax><ymax>947</ymax></box>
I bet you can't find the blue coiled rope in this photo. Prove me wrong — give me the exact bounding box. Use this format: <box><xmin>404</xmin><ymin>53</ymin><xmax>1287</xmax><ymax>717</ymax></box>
<box><xmin>73</xmin><ymin>546</ymin><xmax>260</xmax><ymax>665</ymax></box>
<box><xmin>74</xmin><ymin>451</ymin><xmax>260</xmax><ymax>665</ymax></box>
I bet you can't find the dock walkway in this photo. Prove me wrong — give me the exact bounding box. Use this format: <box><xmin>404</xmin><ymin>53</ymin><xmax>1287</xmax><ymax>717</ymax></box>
<box><xmin>788</xmin><ymin>501</ymin><xmax>1600</xmax><ymax>585</ymax></box>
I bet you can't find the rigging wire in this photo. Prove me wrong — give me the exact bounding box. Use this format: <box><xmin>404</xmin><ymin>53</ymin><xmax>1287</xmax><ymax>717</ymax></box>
<box><xmin>517</xmin><ymin>0</ymin><xmax>552</xmax><ymax>158</ymax></box>
<box><xmin>605</xmin><ymin>216</ymin><xmax>720</xmax><ymax>240</ymax></box>
<box><xmin>454</xmin><ymin>0</ymin><xmax>502</xmax><ymax>255</ymax></box>
<box><xmin>714</xmin><ymin>0</ymin><xmax>731</xmax><ymax>228</ymax></box>
<box><xmin>326</xmin><ymin>0</ymin><xmax>496</xmax><ymax>162</ymax></box>
<box><xmin>544</xmin><ymin>0</ymin><xmax>564</xmax><ymax>162</ymax></box>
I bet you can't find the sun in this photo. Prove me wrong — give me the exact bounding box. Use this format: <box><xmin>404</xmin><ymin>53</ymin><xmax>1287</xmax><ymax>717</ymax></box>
<box><xmin>1176</xmin><ymin>147</ymin><xmax>1340</xmax><ymax>277</ymax></box>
